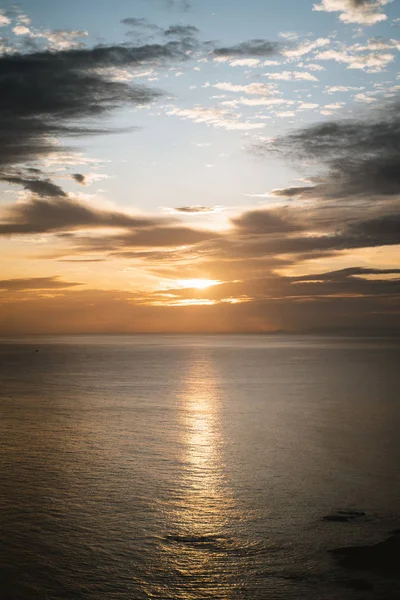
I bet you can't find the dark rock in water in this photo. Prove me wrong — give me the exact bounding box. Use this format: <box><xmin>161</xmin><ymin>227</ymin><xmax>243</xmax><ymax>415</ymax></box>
<box><xmin>337</xmin><ymin>510</ymin><xmax>365</xmax><ymax>517</ymax></box>
<box><xmin>346</xmin><ymin>579</ymin><xmax>373</xmax><ymax>591</ymax></box>
<box><xmin>330</xmin><ymin>531</ymin><xmax>400</xmax><ymax>579</ymax></box>
<box><xmin>323</xmin><ymin>509</ymin><xmax>365</xmax><ymax>522</ymax></box>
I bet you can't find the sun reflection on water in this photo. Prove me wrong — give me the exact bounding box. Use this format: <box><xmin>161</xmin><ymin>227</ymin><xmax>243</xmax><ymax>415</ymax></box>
<box><xmin>156</xmin><ymin>352</ymin><xmax>238</xmax><ymax>599</ymax></box>
<box><xmin>178</xmin><ymin>353</ymin><xmax>233</xmax><ymax>526</ymax></box>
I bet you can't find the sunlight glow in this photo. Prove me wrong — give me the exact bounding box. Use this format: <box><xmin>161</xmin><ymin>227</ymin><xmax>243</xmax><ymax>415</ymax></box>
<box><xmin>177</xmin><ymin>279</ymin><xmax>221</xmax><ymax>290</ymax></box>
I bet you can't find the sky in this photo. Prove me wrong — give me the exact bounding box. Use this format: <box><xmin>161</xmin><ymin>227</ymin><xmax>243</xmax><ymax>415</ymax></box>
<box><xmin>0</xmin><ymin>0</ymin><xmax>399</xmax><ymax>334</ymax></box>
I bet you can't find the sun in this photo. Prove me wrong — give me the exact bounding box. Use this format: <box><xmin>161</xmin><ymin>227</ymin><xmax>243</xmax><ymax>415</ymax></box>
<box><xmin>177</xmin><ymin>279</ymin><xmax>221</xmax><ymax>290</ymax></box>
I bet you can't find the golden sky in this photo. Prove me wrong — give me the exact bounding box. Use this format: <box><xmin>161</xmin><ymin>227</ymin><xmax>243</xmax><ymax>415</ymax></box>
<box><xmin>0</xmin><ymin>0</ymin><xmax>399</xmax><ymax>334</ymax></box>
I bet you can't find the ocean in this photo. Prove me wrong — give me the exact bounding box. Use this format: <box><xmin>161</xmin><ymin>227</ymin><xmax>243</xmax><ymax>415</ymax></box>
<box><xmin>1</xmin><ymin>334</ymin><xmax>400</xmax><ymax>599</ymax></box>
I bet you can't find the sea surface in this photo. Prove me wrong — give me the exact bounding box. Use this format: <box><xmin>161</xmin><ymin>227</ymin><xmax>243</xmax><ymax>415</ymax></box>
<box><xmin>1</xmin><ymin>334</ymin><xmax>400</xmax><ymax>599</ymax></box>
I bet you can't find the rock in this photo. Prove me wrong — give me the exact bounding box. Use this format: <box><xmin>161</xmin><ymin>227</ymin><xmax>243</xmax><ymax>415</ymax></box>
<box><xmin>322</xmin><ymin>509</ymin><xmax>366</xmax><ymax>522</ymax></box>
<box><xmin>337</xmin><ymin>510</ymin><xmax>365</xmax><ymax>517</ymax></box>
<box><xmin>330</xmin><ymin>531</ymin><xmax>400</xmax><ymax>579</ymax></box>
<box><xmin>346</xmin><ymin>579</ymin><xmax>373</xmax><ymax>591</ymax></box>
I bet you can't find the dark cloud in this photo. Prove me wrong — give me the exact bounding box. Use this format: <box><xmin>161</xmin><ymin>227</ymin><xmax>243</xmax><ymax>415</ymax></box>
<box><xmin>76</xmin><ymin>226</ymin><xmax>219</xmax><ymax>252</ymax></box>
<box><xmin>121</xmin><ymin>18</ymin><xmax>161</xmax><ymax>30</ymax></box>
<box><xmin>265</xmin><ymin>99</ymin><xmax>400</xmax><ymax>202</ymax></box>
<box><xmin>1</xmin><ymin>175</ymin><xmax>67</xmax><ymax>197</ymax></box>
<box><xmin>214</xmin><ymin>39</ymin><xmax>281</xmax><ymax>57</ymax></box>
<box><xmin>347</xmin><ymin>213</ymin><xmax>400</xmax><ymax>241</ymax></box>
<box><xmin>32</xmin><ymin>199</ymin><xmax>398</xmax><ymax>270</ymax></box>
<box><xmin>120</xmin><ymin>18</ymin><xmax>163</xmax><ymax>41</ymax></box>
<box><xmin>72</xmin><ymin>174</ymin><xmax>86</xmax><ymax>185</ymax></box>
<box><xmin>293</xmin><ymin>266</ymin><xmax>400</xmax><ymax>282</ymax></box>
<box><xmin>173</xmin><ymin>205</ymin><xmax>217</xmax><ymax>213</ymax></box>
<box><xmin>155</xmin><ymin>0</ymin><xmax>191</xmax><ymax>11</ymax></box>
<box><xmin>164</xmin><ymin>208</ymin><xmax>399</xmax><ymax>279</ymax></box>
<box><xmin>164</xmin><ymin>25</ymin><xmax>199</xmax><ymax>38</ymax></box>
<box><xmin>118</xmin><ymin>226</ymin><xmax>218</xmax><ymax>247</ymax></box>
<box><xmin>0</xmin><ymin>41</ymin><xmax>193</xmax><ymax>172</ymax></box>
<box><xmin>231</xmin><ymin>208</ymin><xmax>304</xmax><ymax>234</ymax></box>
<box><xmin>271</xmin><ymin>186</ymin><xmax>315</xmax><ymax>198</ymax></box>
<box><xmin>232</xmin><ymin>213</ymin><xmax>400</xmax><ymax>256</ymax></box>
<box><xmin>0</xmin><ymin>276</ymin><xmax>82</xmax><ymax>291</ymax></box>
<box><xmin>0</xmin><ymin>196</ymin><xmax>164</xmax><ymax>235</ymax></box>
<box><xmin>121</xmin><ymin>18</ymin><xmax>148</xmax><ymax>27</ymax></box>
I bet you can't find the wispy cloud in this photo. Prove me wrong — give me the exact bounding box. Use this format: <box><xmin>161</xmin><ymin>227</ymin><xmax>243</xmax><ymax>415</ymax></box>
<box><xmin>167</xmin><ymin>105</ymin><xmax>266</xmax><ymax>130</ymax></box>
<box><xmin>210</xmin><ymin>81</ymin><xmax>278</xmax><ymax>95</ymax></box>
<box><xmin>315</xmin><ymin>47</ymin><xmax>395</xmax><ymax>71</ymax></box>
<box><xmin>0</xmin><ymin>276</ymin><xmax>82</xmax><ymax>291</ymax></box>
<box><xmin>168</xmin><ymin>205</ymin><xmax>223</xmax><ymax>213</ymax></box>
<box><xmin>283</xmin><ymin>37</ymin><xmax>331</xmax><ymax>58</ymax></box>
<box><xmin>263</xmin><ymin>70</ymin><xmax>319</xmax><ymax>81</ymax></box>
<box><xmin>151</xmin><ymin>0</ymin><xmax>191</xmax><ymax>10</ymax></box>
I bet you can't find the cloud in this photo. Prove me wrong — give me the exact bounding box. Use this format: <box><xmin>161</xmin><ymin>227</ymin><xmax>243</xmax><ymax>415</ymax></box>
<box><xmin>72</xmin><ymin>173</ymin><xmax>86</xmax><ymax>185</ymax></box>
<box><xmin>9</xmin><ymin>23</ymin><xmax>88</xmax><ymax>51</ymax></box>
<box><xmin>210</xmin><ymin>218</ymin><xmax>400</xmax><ymax>262</ymax></box>
<box><xmin>142</xmin><ymin>0</ymin><xmax>191</xmax><ymax>10</ymax></box>
<box><xmin>157</xmin><ymin>0</ymin><xmax>191</xmax><ymax>10</ymax></box>
<box><xmin>228</xmin><ymin>211</ymin><xmax>399</xmax><ymax>256</ymax></box>
<box><xmin>167</xmin><ymin>105</ymin><xmax>265</xmax><ymax>130</ymax></box>
<box><xmin>213</xmin><ymin>39</ymin><xmax>282</xmax><ymax>57</ymax></box>
<box><xmin>0</xmin><ymin>196</ymin><xmax>164</xmax><ymax>235</ymax></box>
<box><xmin>212</xmin><ymin>81</ymin><xmax>278</xmax><ymax>95</ymax></box>
<box><xmin>121</xmin><ymin>18</ymin><xmax>161</xmax><ymax>32</ymax></box>
<box><xmin>222</xmin><ymin>97</ymin><xmax>292</xmax><ymax>108</ymax></box>
<box><xmin>0</xmin><ymin>41</ymin><xmax>193</xmax><ymax>172</ymax></box>
<box><xmin>262</xmin><ymin>98</ymin><xmax>400</xmax><ymax>202</ymax></box>
<box><xmin>271</xmin><ymin>185</ymin><xmax>317</xmax><ymax>197</ymax></box>
<box><xmin>226</xmin><ymin>58</ymin><xmax>262</xmax><ymax>67</ymax></box>
<box><xmin>264</xmin><ymin>71</ymin><xmax>319</xmax><ymax>81</ymax></box>
<box><xmin>313</xmin><ymin>0</ymin><xmax>392</xmax><ymax>26</ymax></box>
<box><xmin>283</xmin><ymin>37</ymin><xmax>331</xmax><ymax>58</ymax></box>
<box><xmin>40</xmin><ymin>30</ymin><xmax>88</xmax><ymax>51</ymax></box>
<box><xmin>1</xmin><ymin>175</ymin><xmax>68</xmax><ymax>197</ymax></box>
<box><xmin>348</xmin><ymin>213</ymin><xmax>400</xmax><ymax>240</ymax></box>
<box><xmin>164</xmin><ymin>25</ymin><xmax>199</xmax><ymax>38</ymax></box>
<box><xmin>0</xmin><ymin>13</ymin><xmax>11</xmax><ymax>26</ymax></box>
<box><xmin>315</xmin><ymin>47</ymin><xmax>394</xmax><ymax>71</ymax></box>
<box><xmin>1</xmin><ymin>269</ymin><xmax>398</xmax><ymax>334</ymax></box>
<box><xmin>72</xmin><ymin>226</ymin><xmax>219</xmax><ymax>255</ymax></box>
<box><xmin>231</xmin><ymin>208</ymin><xmax>304</xmax><ymax>234</ymax></box>
<box><xmin>0</xmin><ymin>276</ymin><xmax>82</xmax><ymax>291</ymax></box>
<box><xmin>298</xmin><ymin>102</ymin><xmax>320</xmax><ymax>110</ymax></box>
<box><xmin>121</xmin><ymin>18</ymin><xmax>150</xmax><ymax>27</ymax></box>
<box><xmin>292</xmin><ymin>266</ymin><xmax>400</xmax><ymax>281</ymax></box>
<box><xmin>115</xmin><ymin>226</ymin><xmax>217</xmax><ymax>247</ymax></box>
<box><xmin>326</xmin><ymin>85</ymin><xmax>352</xmax><ymax>92</ymax></box>
<box><xmin>171</xmin><ymin>205</ymin><xmax>221</xmax><ymax>213</ymax></box>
